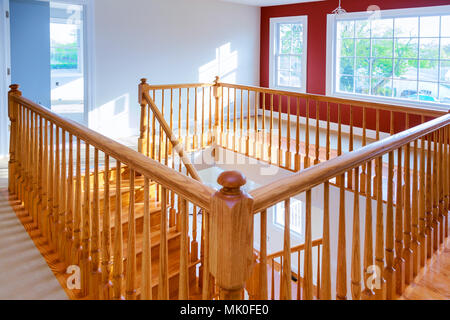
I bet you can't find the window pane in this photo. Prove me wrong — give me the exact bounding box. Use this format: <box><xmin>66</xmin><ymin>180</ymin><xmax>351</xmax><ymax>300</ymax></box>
<box><xmin>419</xmin><ymin>61</ymin><xmax>439</xmax><ymax>82</ymax></box>
<box><xmin>356</xmin><ymin>39</ymin><xmax>370</xmax><ymax>57</ymax></box>
<box><xmin>279</xmin><ymin>24</ymin><xmax>292</xmax><ymax>54</ymax></box>
<box><xmin>279</xmin><ymin>56</ymin><xmax>290</xmax><ymax>70</ymax></box>
<box><xmin>355</xmin><ymin>20</ymin><xmax>370</xmax><ymax>38</ymax></box>
<box><xmin>394</xmin><ymin>17</ymin><xmax>419</xmax><ymax>37</ymax></box>
<box><xmin>291</xmin><ymin>71</ymin><xmax>301</xmax><ymax>88</ymax></box>
<box><xmin>440</xmin><ymin>60</ymin><xmax>450</xmax><ymax>82</ymax></box>
<box><xmin>420</xmin><ymin>16</ymin><xmax>440</xmax><ymax>38</ymax></box>
<box><xmin>340</xmin><ymin>39</ymin><xmax>355</xmax><ymax>57</ymax></box>
<box><xmin>394</xmin><ymin>38</ymin><xmax>418</xmax><ymax>59</ymax></box>
<box><xmin>290</xmin><ymin>56</ymin><xmax>301</xmax><ymax>72</ymax></box>
<box><xmin>419</xmin><ymin>38</ymin><xmax>439</xmax><ymax>59</ymax></box>
<box><xmin>292</xmin><ymin>24</ymin><xmax>303</xmax><ymax>54</ymax></box>
<box><xmin>50</xmin><ymin>23</ymin><xmax>80</xmax><ymax>70</ymax></box>
<box><xmin>442</xmin><ymin>16</ymin><xmax>450</xmax><ymax>37</ymax></box>
<box><xmin>439</xmin><ymin>83</ymin><xmax>450</xmax><ymax>103</ymax></box>
<box><xmin>393</xmin><ymin>80</ymin><xmax>418</xmax><ymax>100</ymax></box>
<box><xmin>441</xmin><ymin>38</ymin><xmax>450</xmax><ymax>60</ymax></box>
<box><xmin>278</xmin><ymin>70</ymin><xmax>290</xmax><ymax>86</ymax></box>
<box><xmin>372</xmin><ymin>39</ymin><xmax>393</xmax><ymax>58</ymax></box>
<box><xmin>394</xmin><ymin>59</ymin><xmax>418</xmax><ymax>80</ymax></box>
<box><xmin>418</xmin><ymin>82</ymin><xmax>438</xmax><ymax>102</ymax></box>
<box><xmin>339</xmin><ymin>57</ymin><xmax>354</xmax><ymax>76</ymax></box>
<box><xmin>371</xmin><ymin>78</ymin><xmax>393</xmax><ymax>97</ymax></box>
<box><xmin>355</xmin><ymin>58</ymin><xmax>369</xmax><ymax>76</ymax></box>
<box><xmin>355</xmin><ymin>77</ymin><xmax>370</xmax><ymax>94</ymax></box>
<box><xmin>372</xmin><ymin>58</ymin><xmax>393</xmax><ymax>78</ymax></box>
<box><xmin>337</xmin><ymin>20</ymin><xmax>354</xmax><ymax>38</ymax></box>
<box><xmin>338</xmin><ymin>76</ymin><xmax>354</xmax><ymax>93</ymax></box>
<box><xmin>371</xmin><ymin>19</ymin><xmax>393</xmax><ymax>38</ymax></box>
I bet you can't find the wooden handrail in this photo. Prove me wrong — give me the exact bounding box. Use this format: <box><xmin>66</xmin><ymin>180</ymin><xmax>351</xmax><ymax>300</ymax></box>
<box><xmin>142</xmin><ymin>91</ymin><xmax>203</xmax><ymax>182</ymax></box>
<box><xmin>250</xmin><ymin>114</ymin><xmax>450</xmax><ymax>213</ymax></box>
<box><xmin>145</xmin><ymin>83</ymin><xmax>214</xmax><ymax>90</ymax></box>
<box><xmin>266</xmin><ymin>238</ymin><xmax>323</xmax><ymax>260</ymax></box>
<box><xmin>10</xmin><ymin>95</ymin><xmax>213</xmax><ymax>210</ymax></box>
<box><xmin>219</xmin><ymin>82</ymin><xmax>449</xmax><ymax>117</ymax></box>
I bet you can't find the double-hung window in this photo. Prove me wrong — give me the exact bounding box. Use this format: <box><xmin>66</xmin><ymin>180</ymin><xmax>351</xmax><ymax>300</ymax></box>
<box><xmin>270</xmin><ymin>16</ymin><xmax>308</xmax><ymax>92</ymax></box>
<box><xmin>327</xmin><ymin>5</ymin><xmax>450</xmax><ymax>108</ymax></box>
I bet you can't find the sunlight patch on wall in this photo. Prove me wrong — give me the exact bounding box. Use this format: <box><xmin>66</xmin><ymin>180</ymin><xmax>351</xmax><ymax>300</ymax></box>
<box><xmin>199</xmin><ymin>43</ymin><xmax>238</xmax><ymax>83</ymax></box>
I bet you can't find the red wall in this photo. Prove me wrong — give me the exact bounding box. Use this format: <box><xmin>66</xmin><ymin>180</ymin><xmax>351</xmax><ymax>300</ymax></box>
<box><xmin>260</xmin><ymin>0</ymin><xmax>448</xmax><ymax>132</ymax></box>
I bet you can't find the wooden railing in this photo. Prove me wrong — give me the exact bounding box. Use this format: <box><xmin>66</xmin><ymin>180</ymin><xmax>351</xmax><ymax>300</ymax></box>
<box><xmin>8</xmin><ymin>84</ymin><xmax>216</xmax><ymax>300</ymax></box>
<box><xmin>249</xmin><ymin>114</ymin><xmax>450</xmax><ymax>300</ymax></box>
<box><xmin>8</xmin><ymin>79</ymin><xmax>450</xmax><ymax>300</ymax></box>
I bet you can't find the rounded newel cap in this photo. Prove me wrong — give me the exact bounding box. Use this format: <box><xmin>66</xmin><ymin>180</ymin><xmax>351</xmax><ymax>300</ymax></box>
<box><xmin>140</xmin><ymin>78</ymin><xmax>147</xmax><ymax>84</ymax></box>
<box><xmin>9</xmin><ymin>84</ymin><xmax>19</xmax><ymax>91</ymax></box>
<box><xmin>214</xmin><ymin>76</ymin><xmax>220</xmax><ymax>84</ymax></box>
<box><xmin>217</xmin><ymin>171</ymin><xmax>246</xmax><ymax>195</ymax></box>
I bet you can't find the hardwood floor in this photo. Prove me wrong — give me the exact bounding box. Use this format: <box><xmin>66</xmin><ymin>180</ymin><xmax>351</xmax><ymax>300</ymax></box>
<box><xmin>401</xmin><ymin>238</ymin><xmax>450</xmax><ymax>300</ymax></box>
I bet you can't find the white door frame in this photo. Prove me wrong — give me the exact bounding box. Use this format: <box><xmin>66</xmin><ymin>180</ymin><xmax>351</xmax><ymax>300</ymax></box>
<box><xmin>0</xmin><ymin>0</ymin><xmax>11</xmax><ymax>159</ymax></box>
<box><xmin>50</xmin><ymin>0</ymin><xmax>95</xmax><ymax>125</ymax></box>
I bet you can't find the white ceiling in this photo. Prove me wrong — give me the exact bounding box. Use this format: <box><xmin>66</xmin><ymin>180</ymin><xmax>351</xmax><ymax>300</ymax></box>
<box><xmin>220</xmin><ymin>0</ymin><xmax>322</xmax><ymax>7</ymax></box>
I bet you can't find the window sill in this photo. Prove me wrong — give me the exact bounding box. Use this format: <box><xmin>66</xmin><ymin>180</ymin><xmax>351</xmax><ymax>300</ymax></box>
<box><xmin>330</xmin><ymin>91</ymin><xmax>450</xmax><ymax>113</ymax></box>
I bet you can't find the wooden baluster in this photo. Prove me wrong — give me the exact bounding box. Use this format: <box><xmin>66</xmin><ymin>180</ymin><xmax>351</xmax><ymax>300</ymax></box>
<box><xmin>48</xmin><ymin>121</ymin><xmax>54</xmax><ymax>246</ymax></box>
<box><xmin>297</xmin><ymin>249</ymin><xmax>301</xmax><ymax>300</ymax></box>
<box><xmin>253</xmin><ymin>91</ymin><xmax>259</xmax><ymax>158</ymax></box>
<box><xmin>351</xmin><ymin>167</ymin><xmax>361</xmax><ymax>300</ymax></box>
<box><xmin>419</xmin><ymin>135</ymin><xmax>427</xmax><ymax>267</ymax></box>
<box><xmin>361</xmin><ymin>160</ymin><xmax>374</xmax><ymax>300</ymax></box>
<box><xmin>259</xmin><ymin>210</ymin><xmax>268</xmax><ymax>300</ymax></box>
<box><xmin>233</xmin><ymin>88</ymin><xmax>237</xmax><ymax>152</ymax></box>
<box><xmin>240</xmin><ymin>89</ymin><xmax>244</xmax><ymax>153</ymax></box>
<box><xmin>37</xmin><ymin>116</ymin><xmax>44</xmax><ymax>235</ymax></box>
<box><xmin>194</xmin><ymin>88</ymin><xmax>198</xmax><ymax>150</ymax></box>
<box><xmin>281</xmin><ymin>198</ymin><xmax>292</xmax><ymax>300</ymax></box>
<box><xmin>125</xmin><ymin>170</ymin><xmax>136</xmax><ymax>300</ymax></box>
<box><xmin>438</xmin><ymin>129</ymin><xmax>445</xmax><ymax>245</ymax></box>
<box><xmin>374</xmin><ymin>157</ymin><xmax>386</xmax><ymax>300</ymax></box>
<box><xmin>336</xmin><ymin>172</ymin><xmax>347</xmax><ymax>300</ymax></box>
<box><xmin>72</xmin><ymin>137</ymin><xmax>82</xmax><ymax>266</ymax></box>
<box><xmin>178</xmin><ymin>198</ymin><xmax>189</xmax><ymax>300</ymax></box>
<box><xmin>246</xmin><ymin>90</ymin><xmax>250</xmax><ymax>156</ymax></box>
<box><xmin>321</xmin><ymin>181</ymin><xmax>331</xmax><ymax>300</ymax></box>
<box><xmin>314</xmin><ymin>101</ymin><xmax>320</xmax><ymax>165</ymax></box>
<box><xmin>445</xmin><ymin>126</ymin><xmax>449</xmax><ymax>238</ymax></box>
<box><xmin>90</xmin><ymin>149</ymin><xmax>101</xmax><ymax>299</ymax></box>
<box><xmin>23</xmin><ymin>107</ymin><xmax>29</xmax><ymax>211</ymax></box>
<box><xmin>32</xmin><ymin>112</ymin><xmax>39</xmax><ymax>226</ymax></box>
<box><xmin>279</xmin><ymin>256</ymin><xmax>283</xmax><ymax>299</ymax></box>
<box><xmin>295</xmin><ymin>98</ymin><xmax>301</xmax><ymax>171</ymax></box>
<box><xmin>151</xmin><ymin>90</ymin><xmax>156</xmax><ymax>159</ymax></box>
<box><xmin>202</xmin><ymin>210</ymin><xmax>210</xmax><ymax>300</ymax></box>
<box><xmin>271</xmin><ymin>259</ymin><xmax>275</xmax><ymax>300</ymax></box>
<box><xmin>81</xmin><ymin>143</ymin><xmax>91</xmax><ymax>297</ymax></box>
<box><xmin>261</xmin><ymin>93</ymin><xmax>266</xmax><ymax>161</ymax></box>
<box><xmin>394</xmin><ymin>147</ymin><xmax>405</xmax><ymax>296</ymax></box>
<box><xmin>326</xmin><ymin>103</ymin><xmax>330</xmax><ymax>161</ymax></box>
<box><xmin>201</xmin><ymin>87</ymin><xmax>205</xmax><ymax>149</ymax></box>
<box><xmin>226</xmin><ymin>88</ymin><xmax>230</xmax><ymax>149</ymax></box>
<box><xmin>360</xmin><ymin>107</ymin><xmax>367</xmax><ymax>194</ymax></box>
<box><xmin>101</xmin><ymin>155</ymin><xmax>113</xmax><ymax>300</ymax></box>
<box><xmin>384</xmin><ymin>151</ymin><xmax>396</xmax><ymax>299</ymax></box>
<box><xmin>304</xmin><ymin>99</ymin><xmax>310</xmax><ymax>169</ymax></box>
<box><xmin>304</xmin><ymin>191</ymin><xmax>313</xmax><ymax>300</ymax></box>
<box><xmin>159</xmin><ymin>90</ymin><xmax>164</xmax><ymax>163</ymax></box>
<box><xmin>158</xmin><ymin>187</ymin><xmax>169</xmax><ymax>300</ymax></box>
<box><xmin>141</xmin><ymin>177</ymin><xmax>153</xmax><ymax>300</ymax></box>
<box><xmin>373</xmin><ymin>110</ymin><xmax>380</xmax><ymax>198</ymax></box>
<box><xmin>411</xmin><ymin>139</ymin><xmax>420</xmax><ymax>277</ymax></box>
<box><xmin>425</xmin><ymin>134</ymin><xmax>433</xmax><ymax>259</ymax></box>
<box><xmin>59</xmin><ymin>129</ymin><xmax>66</xmax><ymax>259</ymax></box>
<box><xmin>113</xmin><ymin>160</ymin><xmax>124</xmax><ymax>300</ymax></box>
<box><xmin>278</xmin><ymin>95</ymin><xmax>282</xmax><ymax>166</ymax></box>
<box><xmin>432</xmin><ymin>131</ymin><xmax>439</xmax><ymax>252</ymax></box>
<box><xmin>403</xmin><ymin>142</ymin><xmax>413</xmax><ymax>285</ymax></box>
<box><xmin>336</xmin><ymin>105</ymin><xmax>342</xmax><ymax>185</ymax></box>
<box><xmin>65</xmin><ymin>134</ymin><xmax>73</xmax><ymax>264</ymax></box>
<box><xmin>54</xmin><ymin>126</ymin><xmax>60</xmax><ymax>254</ymax></box>
<box><xmin>285</xmin><ymin>96</ymin><xmax>291</xmax><ymax>169</ymax></box>
<box><xmin>269</xmin><ymin>94</ymin><xmax>273</xmax><ymax>163</ymax></box>
<box><xmin>348</xmin><ymin>106</ymin><xmax>354</xmax><ymax>189</ymax></box>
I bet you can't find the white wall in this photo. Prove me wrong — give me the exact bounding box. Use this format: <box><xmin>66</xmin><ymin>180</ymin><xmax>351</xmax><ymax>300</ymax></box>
<box><xmin>0</xmin><ymin>0</ymin><xmax>11</xmax><ymax>158</ymax></box>
<box><xmin>90</xmin><ymin>0</ymin><xmax>260</xmax><ymax>138</ymax></box>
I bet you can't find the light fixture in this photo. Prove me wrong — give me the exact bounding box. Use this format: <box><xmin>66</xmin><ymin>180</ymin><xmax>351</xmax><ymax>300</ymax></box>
<box><xmin>332</xmin><ymin>0</ymin><xmax>347</xmax><ymax>15</ymax></box>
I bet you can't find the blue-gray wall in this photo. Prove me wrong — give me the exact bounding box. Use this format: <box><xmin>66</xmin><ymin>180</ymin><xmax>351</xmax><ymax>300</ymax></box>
<box><xmin>10</xmin><ymin>0</ymin><xmax>50</xmax><ymax>107</ymax></box>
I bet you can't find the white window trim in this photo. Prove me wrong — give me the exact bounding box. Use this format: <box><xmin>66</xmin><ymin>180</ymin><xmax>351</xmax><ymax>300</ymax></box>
<box><xmin>269</xmin><ymin>15</ymin><xmax>308</xmax><ymax>93</ymax></box>
<box><xmin>326</xmin><ymin>5</ymin><xmax>450</xmax><ymax>111</ymax></box>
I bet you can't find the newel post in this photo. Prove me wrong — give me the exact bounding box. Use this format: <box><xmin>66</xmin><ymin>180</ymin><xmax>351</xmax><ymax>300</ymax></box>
<box><xmin>209</xmin><ymin>171</ymin><xmax>254</xmax><ymax>300</ymax></box>
<box><xmin>138</xmin><ymin>78</ymin><xmax>148</xmax><ymax>155</ymax></box>
<box><xmin>8</xmin><ymin>84</ymin><xmax>22</xmax><ymax>193</ymax></box>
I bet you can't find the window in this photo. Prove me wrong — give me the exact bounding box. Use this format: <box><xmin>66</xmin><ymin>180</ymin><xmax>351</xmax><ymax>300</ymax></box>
<box><xmin>327</xmin><ymin>6</ymin><xmax>450</xmax><ymax>107</ymax></box>
<box><xmin>270</xmin><ymin>16</ymin><xmax>308</xmax><ymax>92</ymax></box>
<box><xmin>274</xmin><ymin>198</ymin><xmax>304</xmax><ymax>235</ymax></box>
